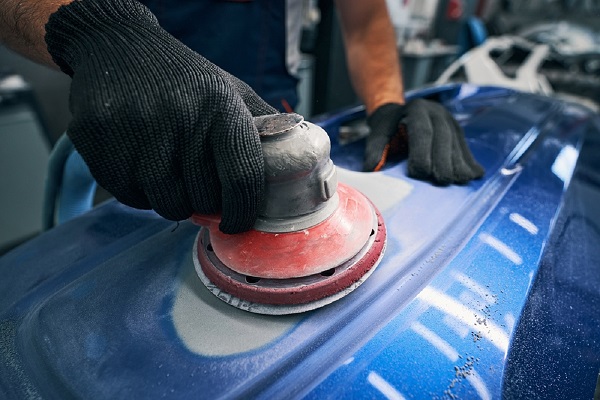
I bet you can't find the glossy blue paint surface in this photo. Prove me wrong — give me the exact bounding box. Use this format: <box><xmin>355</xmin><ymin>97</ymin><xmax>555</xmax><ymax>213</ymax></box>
<box><xmin>1</xmin><ymin>85</ymin><xmax>599</xmax><ymax>399</ymax></box>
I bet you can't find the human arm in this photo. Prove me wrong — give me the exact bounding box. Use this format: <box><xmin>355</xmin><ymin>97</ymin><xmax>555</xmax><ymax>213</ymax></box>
<box><xmin>334</xmin><ymin>0</ymin><xmax>404</xmax><ymax>114</ymax></box>
<box><xmin>0</xmin><ymin>0</ymin><xmax>277</xmax><ymax>233</ymax></box>
<box><xmin>0</xmin><ymin>0</ymin><xmax>72</xmax><ymax>67</ymax></box>
<box><xmin>334</xmin><ymin>0</ymin><xmax>484</xmax><ymax>184</ymax></box>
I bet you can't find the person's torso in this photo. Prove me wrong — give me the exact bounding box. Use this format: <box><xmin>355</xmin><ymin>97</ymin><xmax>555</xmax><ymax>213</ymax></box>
<box><xmin>140</xmin><ymin>0</ymin><xmax>304</xmax><ymax>111</ymax></box>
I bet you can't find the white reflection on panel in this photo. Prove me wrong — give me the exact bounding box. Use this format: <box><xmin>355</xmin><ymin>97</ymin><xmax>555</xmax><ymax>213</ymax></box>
<box><xmin>411</xmin><ymin>321</ymin><xmax>459</xmax><ymax>362</ymax></box>
<box><xmin>479</xmin><ymin>233</ymin><xmax>523</xmax><ymax>265</ymax></box>
<box><xmin>410</xmin><ymin>320</ymin><xmax>491</xmax><ymax>400</ymax></box>
<box><xmin>417</xmin><ymin>287</ymin><xmax>509</xmax><ymax>353</ymax></box>
<box><xmin>465</xmin><ymin>370</ymin><xmax>492</xmax><ymax>400</ymax></box>
<box><xmin>443</xmin><ymin>314</ymin><xmax>470</xmax><ymax>338</ymax></box>
<box><xmin>509</xmin><ymin>213</ymin><xmax>539</xmax><ymax>235</ymax></box>
<box><xmin>367</xmin><ymin>371</ymin><xmax>406</xmax><ymax>400</ymax></box>
<box><xmin>452</xmin><ymin>272</ymin><xmax>496</xmax><ymax>304</ymax></box>
<box><xmin>551</xmin><ymin>144</ymin><xmax>578</xmax><ymax>183</ymax></box>
<box><xmin>504</xmin><ymin>313</ymin><xmax>516</xmax><ymax>332</ymax></box>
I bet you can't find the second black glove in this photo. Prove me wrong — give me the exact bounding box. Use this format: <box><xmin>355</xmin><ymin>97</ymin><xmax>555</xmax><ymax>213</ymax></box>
<box><xmin>364</xmin><ymin>99</ymin><xmax>484</xmax><ymax>185</ymax></box>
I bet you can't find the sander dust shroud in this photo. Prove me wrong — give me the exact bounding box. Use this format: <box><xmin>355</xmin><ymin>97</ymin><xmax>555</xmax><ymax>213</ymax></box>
<box><xmin>191</xmin><ymin>113</ymin><xmax>387</xmax><ymax>315</ymax></box>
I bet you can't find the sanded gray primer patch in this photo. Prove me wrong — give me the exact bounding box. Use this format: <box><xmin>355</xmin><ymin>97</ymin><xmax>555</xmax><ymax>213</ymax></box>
<box><xmin>172</xmin><ymin>259</ymin><xmax>301</xmax><ymax>356</ymax></box>
<box><xmin>171</xmin><ymin>168</ymin><xmax>412</xmax><ymax>356</ymax></box>
<box><xmin>336</xmin><ymin>169</ymin><xmax>412</xmax><ymax>212</ymax></box>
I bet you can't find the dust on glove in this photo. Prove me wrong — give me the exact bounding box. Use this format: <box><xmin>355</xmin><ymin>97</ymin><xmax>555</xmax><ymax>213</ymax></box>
<box><xmin>364</xmin><ymin>99</ymin><xmax>484</xmax><ymax>185</ymax></box>
<box><xmin>45</xmin><ymin>0</ymin><xmax>277</xmax><ymax>234</ymax></box>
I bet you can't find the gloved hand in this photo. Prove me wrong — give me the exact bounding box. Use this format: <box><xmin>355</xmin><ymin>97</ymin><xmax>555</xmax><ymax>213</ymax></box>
<box><xmin>363</xmin><ymin>99</ymin><xmax>484</xmax><ymax>185</ymax></box>
<box><xmin>45</xmin><ymin>0</ymin><xmax>277</xmax><ymax>234</ymax></box>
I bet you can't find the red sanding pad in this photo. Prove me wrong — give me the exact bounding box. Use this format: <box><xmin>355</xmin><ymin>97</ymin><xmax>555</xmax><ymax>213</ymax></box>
<box><xmin>192</xmin><ymin>184</ymin><xmax>376</xmax><ymax>279</ymax></box>
<box><xmin>192</xmin><ymin>187</ymin><xmax>386</xmax><ymax>313</ymax></box>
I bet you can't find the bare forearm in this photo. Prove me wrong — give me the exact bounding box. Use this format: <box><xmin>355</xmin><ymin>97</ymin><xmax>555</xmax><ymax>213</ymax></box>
<box><xmin>335</xmin><ymin>0</ymin><xmax>404</xmax><ymax>114</ymax></box>
<box><xmin>0</xmin><ymin>0</ymin><xmax>73</xmax><ymax>68</ymax></box>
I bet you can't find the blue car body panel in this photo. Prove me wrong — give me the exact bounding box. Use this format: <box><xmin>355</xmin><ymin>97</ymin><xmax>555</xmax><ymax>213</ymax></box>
<box><xmin>1</xmin><ymin>85</ymin><xmax>599</xmax><ymax>399</ymax></box>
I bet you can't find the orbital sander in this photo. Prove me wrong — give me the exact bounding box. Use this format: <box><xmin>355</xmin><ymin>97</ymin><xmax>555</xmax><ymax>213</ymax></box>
<box><xmin>191</xmin><ymin>113</ymin><xmax>386</xmax><ymax>315</ymax></box>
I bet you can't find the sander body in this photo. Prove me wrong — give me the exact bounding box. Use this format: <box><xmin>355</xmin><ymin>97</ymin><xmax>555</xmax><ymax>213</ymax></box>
<box><xmin>192</xmin><ymin>113</ymin><xmax>386</xmax><ymax>314</ymax></box>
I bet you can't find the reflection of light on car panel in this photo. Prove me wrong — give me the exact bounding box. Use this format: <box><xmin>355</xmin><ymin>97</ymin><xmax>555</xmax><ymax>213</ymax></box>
<box><xmin>504</xmin><ymin>313</ymin><xmax>516</xmax><ymax>332</ymax></box>
<box><xmin>367</xmin><ymin>371</ymin><xmax>407</xmax><ymax>400</ymax></box>
<box><xmin>417</xmin><ymin>287</ymin><xmax>509</xmax><ymax>353</ymax></box>
<box><xmin>451</xmin><ymin>272</ymin><xmax>497</xmax><ymax>304</ymax></box>
<box><xmin>551</xmin><ymin>144</ymin><xmax>578</xmax><ymax>183</ymax></box>
<box><xmin>446</xmin><ymin>272</ymin><xmax>516</xmax><ymax>338</ymax></box>
<box><xmin>443</xmin><ymin>314</ymin><xmax>470</xmax><ymax>338</ymax></box>
<box><xmin>479</xmin><ymin>233</ymin><xmax>523</xmax><ymax>265</ymax></box>
<box><xmin>509</xmin><ymin>212</ymin><xmax>539</xmax><ymax>235</ymax></box>
<box><xmin>412</xmin><ymin>287</ymin><xmax>503</xmax><ymax>399</ymax></box>
<box><xmin>457</xmin><ymin>83</ymin><xmax>480</xmax><ymax>100</ymax></box>
<box><xmin>411</xmin><ymin>321</ymin><xmax>459</xmax><ymax>361</ymax></box>
<box><xmin>464</xmin><ymin>370</ymin><xmax>491</xmax><ymax>400</ymax></box>
<box><xmin>410</xmin><ymin>323</ymin><xmax>491</xmax><ymax>400</ymax></box>
<box><xmin>410</xmin><ymin>271</ymin><xmax>510</xmax><ymax>398</ymax></box>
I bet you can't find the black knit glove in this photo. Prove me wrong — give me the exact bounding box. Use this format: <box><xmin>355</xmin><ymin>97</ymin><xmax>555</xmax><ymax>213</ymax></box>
<box><xmin>363</xmin><ymin>99</ymin><xmax>484</xmax><ymax>185</ymax></box>
<box><xmin>45</xmin><ymin>0</ymin><xmax>277</xmax><ymax>234</ymax></box>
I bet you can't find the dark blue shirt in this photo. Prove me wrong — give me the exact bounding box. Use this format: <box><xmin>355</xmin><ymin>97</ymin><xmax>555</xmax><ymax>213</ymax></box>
<box><xmin>140</xmin><ymin>0</ymin><xmax>299</xmax><ymax>111</ymax></box>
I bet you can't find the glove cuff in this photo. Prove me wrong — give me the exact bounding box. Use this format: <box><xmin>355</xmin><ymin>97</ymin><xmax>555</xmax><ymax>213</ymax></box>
<box><xmin>367</xmin><ymin>103</ymin><xmax>407</xmax><ymax>129</ymax></box>
<box><xmin>45</xmin><ymin>0</ymin><xmax>160</xmax><ymax>76</ymax></box>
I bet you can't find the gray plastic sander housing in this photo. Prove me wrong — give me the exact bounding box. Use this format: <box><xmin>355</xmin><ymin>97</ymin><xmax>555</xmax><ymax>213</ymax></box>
<box><xmin>254</xmin><ymin>113</ymin><xmax>339</xmax><ymax>233</ymax></box>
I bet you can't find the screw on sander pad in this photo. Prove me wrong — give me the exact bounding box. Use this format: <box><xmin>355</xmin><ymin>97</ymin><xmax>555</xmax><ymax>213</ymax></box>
<box><xmin>254</xmin><ymin>113</ymin><xmax>304</xmax><ymax>137</ymax></box>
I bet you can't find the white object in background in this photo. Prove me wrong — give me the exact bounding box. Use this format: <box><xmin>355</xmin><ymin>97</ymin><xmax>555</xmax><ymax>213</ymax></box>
<box><xmin>436</xmin><ymin>36</ymin><xmax>553</xmax><ymax>95</ymax></box>
<box><xmin>386</xmin><ymin>0</ymin><xmax>440</xmax><ymax>46</ymax></box>
<box><xmin>385</xmin><ymin>0</ymin><xmax>412</xmax><ymax>45</ymax></box>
